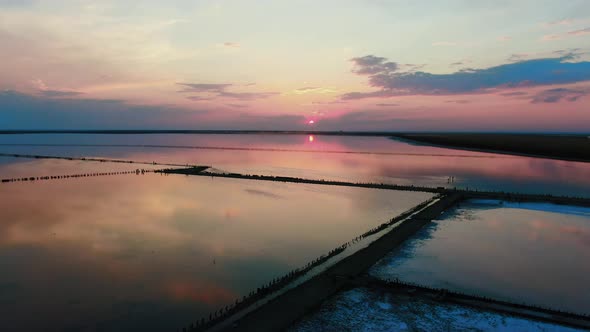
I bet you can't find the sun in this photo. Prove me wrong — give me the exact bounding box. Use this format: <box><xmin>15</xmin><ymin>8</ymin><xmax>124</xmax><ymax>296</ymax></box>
<box><xmin>308</xmin><ymin>120</ymin><xmax>315</xmax><ymax>125</ymax></box>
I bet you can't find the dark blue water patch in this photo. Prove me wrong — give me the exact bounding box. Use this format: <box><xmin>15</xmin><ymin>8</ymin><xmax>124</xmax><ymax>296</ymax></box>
<box><xmin>468</xmin><ymin>199</ymin><xmax>590</xmax><ymax>218</ymax></box>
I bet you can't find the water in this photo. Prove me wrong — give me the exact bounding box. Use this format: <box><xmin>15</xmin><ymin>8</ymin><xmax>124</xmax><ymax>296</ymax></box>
<box><xmin>0</xmin><ymin>167</ymin><xmax>432</xmax><ymax>331</ymax></box>
<box><xmin>1</xmin><ymin>134</ymin><xmax>589</xmax><ymax>196</ymax></box>
<box><xmin>1</xmin><ymin>134</ymin><xmax>589</xmax><ymax>330</ymax></box>
<box><xmin>370</xmin><ymin>199</ymin><xmax>590</xmax><ymax>315</ymax></box>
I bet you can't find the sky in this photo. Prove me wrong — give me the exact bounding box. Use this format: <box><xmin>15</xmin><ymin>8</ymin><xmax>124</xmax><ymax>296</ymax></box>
<box><xmin>1</xmin><ymin>0</ymin><xmax>590</xmax><ymax>131</ymax></box>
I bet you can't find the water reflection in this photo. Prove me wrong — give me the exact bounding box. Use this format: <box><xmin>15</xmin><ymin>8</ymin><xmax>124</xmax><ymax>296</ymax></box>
<box><xmin>1</xmin><ymin>134</ymin><xmax>589</xmax><ymax>196</ymax></box>
<box><xmin>370</xmin><ymin>200</ymin><xmax>590</xmax><ymax>315</ymax></box>
<box><xmin>0</xmin><ymin>170</ymin><xmax>432</xmax><ymax>331</ymax></box>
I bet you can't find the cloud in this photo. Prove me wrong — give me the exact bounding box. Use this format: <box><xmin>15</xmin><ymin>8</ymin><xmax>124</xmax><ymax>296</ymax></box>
<box><xmin>403</xmin><ymin>63</ymin><xmax>427</xmax><ymax>71</ymax></box>
<box><xmin>313</xmin><ymin>110</ymin><xmax>441</xmax><ymax>131</ymax></box>
<box><xmin>186</xmin><ymin>96</ymin><xmax>212</xmax><ymax>101</ymax></box>
<box><xmin>229</xmin><ymin>113</ymin><xmax>306</xmax><ymax>130</ymax></box>
<box><xmin>341</xmin><ymin>90</ymin><xmax>392</xmax><ymax>100</ymax></box>
<box><xmin>342</xmin><ymin>54</ymin><xmax>590</xmax><ymax>99</ymax></box>
<box><xmin>542</xmin><ymin>34</ymin><xmax>562</xmax><ymax>41</ymax></box>
<box><xmin>177</xmin><ymin>82</ymin><xmax>279</xmax><ymax>100</ymax></box>
<box><xmin>432</xmin><ymin>41</ymin><xmax>457</xmax><ymax>46</ymax></box>
<box><xmin>539</xmin><ymin>28</ymin><xmax>590</xmax><ymax>42</ymax></box>
<box><xmin>226</xmin><ymin>103</ymin><xmax>248</xmax><ymax>108</ymax></box>
<box><xmin>177</xmin><ymin>83</ymin><xmax>233</xmax><ymax>93</ymax></box>
<box><xmin>530</xmin><ymin>87</ymin><xmax>590</xmax><ymax>103</ymax></box>
<box><xmin>507</xmin><ymin>53</ymin><xmax>529</xmax><ymax>62</ymax></box>
<box><xmin>500</xmin><ymin>91</ymin><xmax>529</xmax><ymax>97</ymax></box>
<box><xmin>545</xmin><ymin>19</ymin><xmax>574</xmax><ymax>26</ymax></box>
<box><xmin>39</xmin><ymin>90</ymin><xmax>84</xmax><ymax>98</ymax></box>
<box><xmin>350</xmin><ymin>55</ymin><xmax>398</xmax><ymax>75</ymax></box>
<box><xmin>218</xmin><ymin>91</ymin><xmax>279</xmax><ymax>100</ymax></box>
<box><xmin>0</xmin><ymin>91</ymin><xmax>309</xmax><ymax>130</ymax></box>
<box><xmin>290</xmin><ymin>86</ymin><xmax>337</xmax><ymax>95</ymax></box>
<box><xmin>0</xmin><ymin>90</ymin><xmax>211</xmax><ymax>129</ymax></box>
<box><xmin>30</xmin><ymin>78</ymin><xmax>83</xmax><ymax>98</ymax></box>
<box><xmin>568</xmin><ymin>27</ymin><xmax>590</xmax><ymax>36</ymax></box>
<box><xmin>445</xmin><ymin>99</ymin><xmax>470</xmax><ymax>104</ymax></box>
<box><xmin>450</xmin><ymin>62</ymin><xmax>464</xmax><ymax>66</ymax></box>
<box><xmin>222</xmin><ymin>42</ymin><xmax>240</xmax><ymax>48</ymax></box>
<box><xmin>553</xmin><ymin>48</ymin><xmax>582</xmax><ymax>56</ymax></box>
<box><xmin>31</xmin><ymin>78</ymin><xmax>48</xmax><ymax>91</ymax></box>
<box><xmin>375</xmin><ymin>103</ymin><xmax>399</xmax><ymax>107</ymax></box>
<box><xmin>497</xmin><ymin>36</ymin><xmax>511</xmax><ymax>42</ymax></box>
<box><xmin>296</xmin><ymin>86</ymin><xmax>320</xmax><ymax>91</ymax></box>
<box><xmin>310</xmin><ymin>100</ymin><xmax>346</xmax><ymax>105</ymax></box>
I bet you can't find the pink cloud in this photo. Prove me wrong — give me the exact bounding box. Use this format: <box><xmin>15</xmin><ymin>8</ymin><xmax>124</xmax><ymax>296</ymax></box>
<box><xmin>541</xmin><ymin>34</ymin><xmax>562</xmax><ymax>41</ymax></box>
<box><xmin>222</xmin><ymin>42</ymin><xmax>240</xmax><ymax>48</ymax></box>
<box><xmin>545</xmin><ymin>18</ymin><xmax>575</xmax><ymax>26</ymax></box>
<box><xmin>568</xmin><ymin>27</ymin><xmax>590</xmax><ymax>36</ymax></box>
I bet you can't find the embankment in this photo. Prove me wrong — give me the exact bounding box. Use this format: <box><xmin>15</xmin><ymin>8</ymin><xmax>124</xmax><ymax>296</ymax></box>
<box><xmin>209</xmin><ymin>193</ymin><xmax>463</xmax><ymax>332</ymax></box>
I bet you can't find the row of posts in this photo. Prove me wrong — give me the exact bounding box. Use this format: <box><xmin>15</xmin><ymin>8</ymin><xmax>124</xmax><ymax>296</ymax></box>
<box><xmin>171</xmin><ymin>169</ymin><xmax>590</xmax><ymax>205</ymax></box>
<box><xmin>1</xmin><ymin>169</ymin><xmax>151</xmax><ymax>183</ymax></box>
<box><xmin>0</xmin><ymin>152</ymin><xmax>192</xmax><ymax>168</ymax></box>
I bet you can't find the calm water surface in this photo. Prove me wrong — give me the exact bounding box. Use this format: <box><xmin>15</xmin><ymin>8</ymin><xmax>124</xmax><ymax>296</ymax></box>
<box><xmin>1</xmin><ymin>134</ymin><xmax>589</xmax><ymax>330</ymax></box>
<box><xmin>1</xmin><ymin>134</ymin><xmax>589</xmax><ymax>196</ymax></box>
<box><xmin>370</xmin><ymin>199</ymin><xmax>590</xmax><ymax>315</ymax></box>
<box><xmin>0</xmin><ymin>168</ymin><xmax>432</xmax><ymax>331</ymax></box>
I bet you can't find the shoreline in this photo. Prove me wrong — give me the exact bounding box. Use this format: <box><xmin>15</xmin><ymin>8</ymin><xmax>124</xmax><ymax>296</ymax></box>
<box><xmin>391</xmin><ymin>133</ymin><xmax>590</xmax><ymax>163</ymax></box>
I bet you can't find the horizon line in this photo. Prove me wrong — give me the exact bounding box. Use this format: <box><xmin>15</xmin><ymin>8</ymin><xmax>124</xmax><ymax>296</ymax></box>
<box><xmin>0</xmin><ymin>129</ymin><xmax>589</xmax><ymax>136</ymax></box>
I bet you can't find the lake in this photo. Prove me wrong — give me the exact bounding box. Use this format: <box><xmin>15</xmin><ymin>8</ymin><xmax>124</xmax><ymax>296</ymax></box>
<box><xmin>1</xmin><ymin>134</ymin><xmax>590</xmax><ymax>196</ymax></box>
<box><xmin>1</xmin><ymin>133</ymin><xmax>589</xmax><ymax>330</ymax></box>
<box><xmin>0</xmin><ymin>157</ymin><xmax>432</xmax><ymax>331</ymax></box>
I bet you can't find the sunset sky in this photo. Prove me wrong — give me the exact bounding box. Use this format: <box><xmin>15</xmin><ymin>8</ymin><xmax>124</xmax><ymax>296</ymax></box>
<box><xmin>2</xmin><ymin>0</ymin><xmax>590</xmax><ymax>131</ymax></box>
